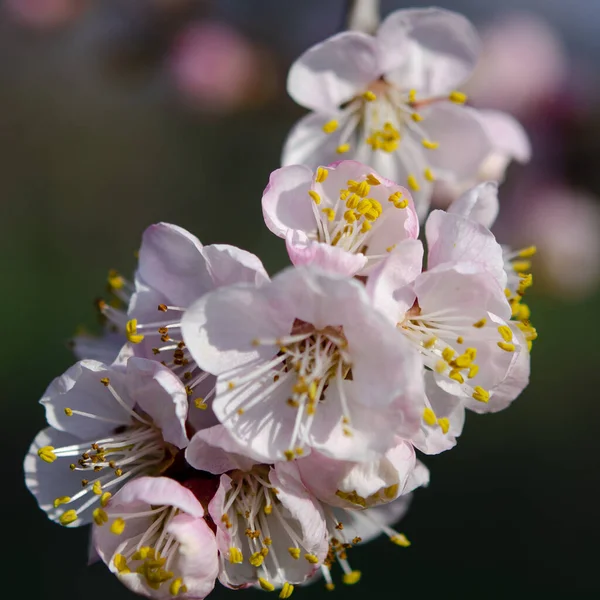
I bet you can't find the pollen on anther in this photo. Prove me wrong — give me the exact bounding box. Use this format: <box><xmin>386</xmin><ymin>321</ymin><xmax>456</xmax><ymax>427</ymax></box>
<box><xmin>407</xmin><ymin>174</ymin><xmax>420</xmax><ymax>192</ymax></box>
<box><xmin>336</xmin><ymin>144</ymin><xmax>350</xmax><ymax>154</ymax></box>
<box><xmin>308</xmin><ymin>190</ymin><xmax>321</xmax><ymax>205</ymax></box>
<box><xmin>315</xmin><ymin>167</ymin><xmax>329</xmax><ymax>183</ymax></box>
<box><xmin>322</xmin><ymin>120</ymin><xmax>338</xmax><ymax>134</ymax></box>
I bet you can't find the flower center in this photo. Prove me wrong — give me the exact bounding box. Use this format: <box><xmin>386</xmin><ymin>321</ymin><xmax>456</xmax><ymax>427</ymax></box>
<box><xmin>107</xmin><ymin>505</ymin><xmax>188</xmax><ymax>595</ymax></box>
<box><xmin>222</xmin><ymin>468</ymin><xmax>315</xmax><ymax>593</ymax></box>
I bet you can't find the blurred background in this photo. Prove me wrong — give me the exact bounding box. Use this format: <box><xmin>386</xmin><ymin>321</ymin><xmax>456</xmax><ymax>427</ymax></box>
<box><xmin>2</xmin><ymin>0</ymin><xmax>599</xmax><ymax>597</ymax></box>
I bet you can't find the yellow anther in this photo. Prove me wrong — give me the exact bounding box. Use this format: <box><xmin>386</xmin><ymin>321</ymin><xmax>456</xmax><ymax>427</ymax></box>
<box><xmin>449</xmin><ymin>90</ymin><xmax>467</xmax><ymax>104</ymax></box>
<box><xmin>336</xmin><ymin>143</ymin><xmax>350</xmax><ymax>154</ymax></box>
<box><xmin>308</xmin><ymin>381</ymin><xmax>318</xmax><ymax>402</ymax></box>
<box><xmin>360</xmin><ymin>221</ymin><xmax>371</xmax><ymax>234</ymax></box>
<box><xmin>228</xmin><ymin>381</ymin><xmax>235</xmax><ymax>390</ymax></box>
<box><xmin>442</xmin><ymin>347</ymin><xmax>455</xmax><ymax>362</ymax></box>
<box><xmin>468</xmin><ymin>364</ymin><xmax>479</xmax><ymax>379</ymax></box>
<box><xmin>411</xmin><ymin>112</ymin><xmax>423</xmax><ymax>122</ymax></box>
<box><xmin>100</xmin><ymin>377</ymin><xmax>110</xmax><ymax>386</ymax></box>
<box><xmin>344</xmin><ymin>210</ymin><xmax>357</xmax><ymax>223</ymax></box>
<box><xmin>395</xmin><ymin>198</ymin><xmax>408</xmax><ymax>209</ymax></box>
<box><xmin>344</xmin><ymin>194</ymin><xmax>359</xmax><ymax>210</ymax></box>
<box><xmin>512</xmin><ymin>260</ymin><xmax>531</xmax><ymax>273</ymax></box>
<box><xmin>283</xmin><ymin>450</ymin><xmax>295</xmax><ymax>461</ymax></box>
<box><xmin>366</xmin><ymin>174</ymin><xmax>381</xmax><ymax>185</ymax></box>
<box><xmin>424</xmin><ymin>167</ymin><xmax>436</xmax><ymax>182</ymax></box>
<box><xmin>369</xmin><ymin>199</ymin><xmax>383</xmax><ymax>215</ymax></box>
<box><xmin>170</xmin><ymin>578</ymin><xmax>184</xmax><ymax>596</ymax></box>
<box><xmin>423</xmin><ymin>337</ymin><xmax>437</xmax><ymax>349</ymax></box>
<box><xmin>322</xmin><ymin>207</ymin><xmax>336</xmax><ymax>221</ymax></box>
<box><xmin>132</xmin><ymin>547</ymin><xmax>153</xmax><ymax>561</ymax></box>
<box><xmin>435</xmin><ymin>360</ymin><xmax>447</xmax><ymax>373</ymax></box>
<box><xmin>107</xmin><ymin>269</ymin><xmax>124</xmax><ymax>290</ymax></box>
<box><xmin>407</xmin><ymin>174</ymin><xmax>420</xmax><ymax>192</ymax></box>
<box><xmin>53</xmin><ymin>496</ymin><xmax>71</xmax><ymax>508</ymax></box>
<box><xmin>308</xmin><ymin>190</ymin><xmax>321</xmax><ymax>205</ymax></box>
<box><xmin>288</xmin><ymin>547</ymin><xmax>301</xmax><ymax>560</ymax></box>
<box><xmin>228</xmin><ymin>547</ymin><xmax>243</xmax><ymax>564</ymax></box>
<box><xmin>114</xmin><ymin>554</ymin><xmax>130</xmax><ymax>574</ymax></box>
<box><xmin>92</xmin><ymin>481</ymin><xmax>102</xmax><ymax>495</ymax></box>
<box><xmin>59</xmin><ymin>510</ymin><xmax>78</xmax><ymax>526</ymax></box>
<box><xmin>453</xmin><ymin>354</ymin><xmax>471</xmax><ymax>369</ymax></box>
<box><xmin>472</xmin><ymin>386</ymin><xmax>490</xmax><ymax>403</ymax></box>
<box><xmin>386</xmin><ymin>245</ymin><xmax>396</xmax><ymax>253</ymax></box>
<box><xmin>38</xmin><ymin>446</ymin><xmax>57</xmax><ymax>463</ymax></box>
<box><xmin>388</xmin><ymin>191</ymin><xmax>402</xmax><ymax>204</ymax></box>
<box><xmin>518</xmin><ymin>246</ymin><xmax>537</xmax><ymax>258</ymax></box>
<box><xmin>259</xmin><ymin>578</ymin><xmax>275</xmax><ymax>592</ymax></box>
<box><xmin>342</xmin><ymin>570</ymin><xmax>362</xmax><ymax>585</ymax></box>
<box><xmin>497</xmin><ymin>341</ymin><xmax>516</xmax><ymax>352</ymax></box>
<box><xmin>64</xmin><ymin>407</ymin><xmax>73</xmax><ymax>416</ymax></box>
<box><xmin>126</xmin><ymin>319</ymin><xmax>144</xmax><ymax>344</ymax></box>
<box><xmin>264</xmin><ymin>504</ymin><xmax>273</xmax><ymax>515</ymax></box>
<box><xmin>315</xmin><ymin>167</ymin><xmax>329</xmax><ymax>183</ymax></box>
<box><xmin>304</xmin><ymin>553</ymin><xmax>319</xmax><ymax>564</ymax></box>
<box><xmin>194</xmin><ymin>398</ymin><xmax>207</xmax><ymax>410</ymax></box>
<box><xmin>363</xmin><ymin>90</ymin><xmax>377</xmax><ymax>101</ymax></box>
<box><xmin>423</xmin><ymin>407</ymin><xmax>436</xmax><ymax>426</ymax></box>
<box><xmin>340</xmin><ymin>189</ymin><xmax>350</xmax><ymax>201</ymax></box>
<box><xmin>280</xmin><ymin>582</ymin><xmax>295</xmax><ymax>599</ymax></box>
<box><xmin>466</xmin><ymin>348</ymin><xmax>478</xmax><ymax>360</ymax></box>
<box><xmin>437</xmin><ymin>417</ymin><xmax>450</xmax><ymax>434</ymax></box>
<box><xmin>348</xmin><ymin>180</ymin><xmax>371</xmax><ymax>197</ymax></box>
<box><xmin>249</xmin><ymin>552</ymin><xmax>264</xmax><ymax>568</ymax></box>
<box><xmin>498</xmin><ymin>325</ymin><xmax>513</xmax><ymax>342</ymax></box>
<box><xmin>110</xmin><ymin>517</ymin><xmax>126</xmax><ymax>535</ymax></box>
<box><xmin>390</xmin><ymin>534</ymin><xmax>411</xmax><ymax>547</ymax></box>
<box><xmin>422</xmin><ymin>139</ymin><xmax>440</xmax><ymax>150</ymax></box>
<box><xmin>449</xmin><ymin>369</ymin><xmax>464</xmax><ymax>384</ymax></box>
<box><xmin>93</xmin><ymin>508</ymin><xmax>109</xmax><ymax>526</ymax></box>
<box><xmin>322</xmin><ymin>120</ymin><xmax>338</xmax><ymax>134</ymax></box>
<box><xmin>384</xmin><ymin>484</ymin><xmax>399</xmax><ymax>499</ymax></box>
<box><xmin>472</xmin><ymin>318</ymin><xmax>487</xmax><ymax>328</ymax></box>
<box><xmin>100</xmin><ymin>492</ymin><xmax>112</xmax><ymax>507</ymax></box>
<box><xmin>456</xmin><ymin>336</ymin><xmax>464</xmax><ymax>344</ymax></box>
<box><xmin>408</xmin><ymin>89</ymin><xmax>417</xmax><ymax>103</ymax></box>
<box><xmin>325</xmin><ymin>583</ymin><xmax>335</xmax><ymax>591</ymax></box>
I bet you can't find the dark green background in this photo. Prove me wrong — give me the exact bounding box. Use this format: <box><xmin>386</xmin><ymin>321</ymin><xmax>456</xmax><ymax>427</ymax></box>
<box><xmin>1</xmin><ymin>1</ymin><xmax>598</xmax><ymax>598</ymax></box>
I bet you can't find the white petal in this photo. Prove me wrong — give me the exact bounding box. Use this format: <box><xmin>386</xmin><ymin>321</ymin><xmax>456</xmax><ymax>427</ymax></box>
<box><xmin>125</xmin><ymin>357</ymin><xmax>189</xmax><ymax>449</ymax></box>
<box><xmin>426</xmin><ymin>209</ymin><xmax>507</xmax><ymax>288</ymax></box>
<box><xmin>287</xmin><ymin>31</ymin><xmax>380</xmax><ymax>112</ymax></box>
<box><xmin>202</xmin><ymin>244</ymin><xmax>270</xmax><ymax>288</ymax></box>
<box><xmin>419</xmin><ymin>103</ymin><xmax>492</xmax><ymax>181</ymax></box>
<box><xmin>448</xmin><ymin>181</ymin><xmax>499</xmax><ymax>229</ymax></box>
<box><xmin>40</xmin><ymin>360</ymin><xmax>131</xmax><ymax>441</ymax></box>
<box><xmin>476</xmin><ymin>109</ymin><xmax>532</xmax><ymax>164</ymax></box>
<box><xmin>262</xmin><ymin>165</ymin><xmax>315</xmax><ymax>237</ymax></box>
<box><xmin>378</xmin><ymin>8</ymin><xmax>480</xmax><ymax>94</ymax></box>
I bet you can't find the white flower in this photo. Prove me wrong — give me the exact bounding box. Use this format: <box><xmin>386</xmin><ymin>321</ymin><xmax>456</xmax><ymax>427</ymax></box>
<box><xmin>24</xmin><ymin>358</ymin><xmax>189</xmax><ymax>527</ymax></box>
<box><xmin>262</xmin><ymin>160</ymin><xmax>419</xmax><ymax>276</ymax></box>
<box><xmin>93</xmin><ymin>476</ymin><xmax>219</xmax><ymax>599</ymax></box>
<box><xmin>181</xmin><ymin>266</ymin><xmax>424</xmax><ymax>463</ymax></box>
<box><xmin>283</xmin><ymin>8</ymin><xmax>497</xmax><ymax>218</ymax></box>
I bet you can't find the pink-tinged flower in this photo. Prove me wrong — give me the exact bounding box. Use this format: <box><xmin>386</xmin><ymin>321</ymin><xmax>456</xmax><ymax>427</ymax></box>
<box><xmin>207</xmin><ymin>462</ymin><xmax>328</xmax><ymax>592</ymax></box>
<box><xmin>294</xmin><ymin>436</ymin><xmax>426</xmax><ymax>509</ymax></box>
<box><xmin>446</xmin><ymin>182</ymin><xmax>539</xmax><ymax>350</ymax></box>
<box><xmin>181</xmin><ymin>266</ymin><xmax>424</xmax><ymax>463</ymax></box>
<box><xmin>262</xmin><ymin>160</ymin><xmax>419</xmax><ymax>276</ymax></box>
<box><xmin>368</xmin><ymin>209</ymin><xmax>528</xmax><ymax>416</ymax></box>
<box><xmin>97</xmin><ymin>223</ymin><xmax>269</xmax><ymax>431</ymax></box>
<box><xmin>24</xmin><ymin>358</ymin><xmax>189</xmax><ymax>527</ymax></box>
<box><xmin>465</xmin><ymin>12</ymin><xmax>567</xmax><ymax>118</ymax></box>
<box><xmin>283</xmin><ymin>8</ymin><xmax>496</xmax><ymax>218</ymax></box>
<box><xmin>93</xmin><ymin>476</ymin><xmax>219</xmax><ymax>599</ymax></box>
<box><xmin>169</xmin><ymin>21</ymin><xmax>270</xmax><ymax>114</ymax></box>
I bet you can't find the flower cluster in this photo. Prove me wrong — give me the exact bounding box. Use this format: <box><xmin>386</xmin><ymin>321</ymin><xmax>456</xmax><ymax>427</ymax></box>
<box><xmin>24</xmin><ymin>6</ymin><xmax>537</xmax><ymax>600</ymax></box>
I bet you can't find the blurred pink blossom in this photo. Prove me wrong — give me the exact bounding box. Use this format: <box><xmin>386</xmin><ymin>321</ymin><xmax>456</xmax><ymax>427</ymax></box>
<box><xmin>466</xmin><ymin>13</ymin><xmax>568</xmax><ymax>118</ymax></box>
<box><xmin>526</xmin><ymin>185</ymin><xmax>600</xmax><ymax>299</ymax></box>
<box><xmin>169</xmin><ymin>21</ymin><xmax>270</xmax><ymax>113</ymax></box>
<box><xmin>4</xmin><ymin>0</ymin><xmax>83</xmax><ymax>28</ymax></box>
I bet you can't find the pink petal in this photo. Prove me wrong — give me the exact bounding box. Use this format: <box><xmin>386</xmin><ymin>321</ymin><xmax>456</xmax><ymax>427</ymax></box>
<box><xmin>448</xmin><ymin>181</ymin><xmax>499</xmax><ymax>229</ymax></box>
